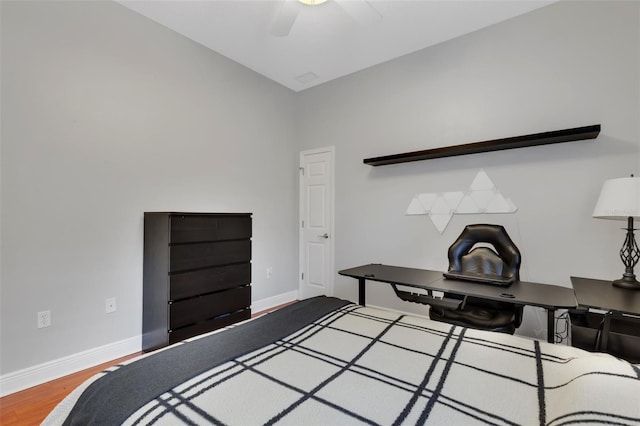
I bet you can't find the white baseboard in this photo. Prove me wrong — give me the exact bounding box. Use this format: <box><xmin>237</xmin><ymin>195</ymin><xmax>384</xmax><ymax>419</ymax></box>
<box><xmin>252</xmin><ymin>290</ymin><xmax>299</xmax><ymax>314</ymax></box>
<box><xmin>0</xmin><ymin>336</ymin><xmax>141</xmax><ymax>397</ymax></box>
<box><xmin>0</xmin><ymin>291</ymin><xmax>300</xmax><ymax>397</ymax></box>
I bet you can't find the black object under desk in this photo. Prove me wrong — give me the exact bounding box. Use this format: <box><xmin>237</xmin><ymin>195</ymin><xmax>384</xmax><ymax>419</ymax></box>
<box><xmin>570</xmin><ymin>276</ymin><xmax>640</xmax><ymax>363</ymax></box>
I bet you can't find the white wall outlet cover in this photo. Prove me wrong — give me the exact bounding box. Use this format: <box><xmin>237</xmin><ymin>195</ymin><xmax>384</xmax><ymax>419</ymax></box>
<box><xmin>105</xmin><ymin>298</ymin><xmax>116</xmax><ymax>313</ymax></box>
<box><xmin>37</xmin><ymin>310</ymin><xmax>51</xmax><ymax>328</ymax></box>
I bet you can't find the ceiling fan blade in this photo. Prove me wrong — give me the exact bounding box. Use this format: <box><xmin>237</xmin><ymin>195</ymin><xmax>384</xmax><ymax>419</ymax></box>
<box><xmin>335</xmin><ymin>0</ymin><xmax>382</xmax><ymax>26</ymax></box>
<box><xmin>270</xmin><ymin>0</ymin><xmax>301</xmax><ymax>37</ymax></box>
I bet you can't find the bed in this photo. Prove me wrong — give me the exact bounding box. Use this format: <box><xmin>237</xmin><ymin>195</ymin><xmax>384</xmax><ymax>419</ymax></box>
<box><xmin>44</xmin><ymin>296</ymin><xmax>640</xmax><ymax>425</ymax></box>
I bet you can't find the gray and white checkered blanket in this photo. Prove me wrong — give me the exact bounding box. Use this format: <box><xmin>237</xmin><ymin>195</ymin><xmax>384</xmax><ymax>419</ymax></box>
<box><xmin>46</xmin><ymin>297</ymin><xmax>640</xmax><ymax>425</ymax></box>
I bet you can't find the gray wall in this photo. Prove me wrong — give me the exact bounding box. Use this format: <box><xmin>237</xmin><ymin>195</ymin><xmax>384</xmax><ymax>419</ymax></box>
<box><xmin>295</xmin><ymin>0</ymin><xmax>640</xmax><ymax>337</ymax></box>
<box><xmin>1</xmin><ymin>0</ymin><xmax>298</xmax><ymax>374</ymax></box>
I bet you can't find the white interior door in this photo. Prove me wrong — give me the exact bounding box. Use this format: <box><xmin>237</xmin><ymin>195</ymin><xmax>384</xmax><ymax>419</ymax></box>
<box><xmin>299</xmin><ymin>147</ymin><xmax>335</xmax><ymax>299</ymax></box>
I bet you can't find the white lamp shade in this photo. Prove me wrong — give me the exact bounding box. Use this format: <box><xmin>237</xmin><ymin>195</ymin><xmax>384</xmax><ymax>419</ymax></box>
<box><xmin>592</xmin><ymin>176</ymin><xmax>640</xmax><ymax>220</ymax></box>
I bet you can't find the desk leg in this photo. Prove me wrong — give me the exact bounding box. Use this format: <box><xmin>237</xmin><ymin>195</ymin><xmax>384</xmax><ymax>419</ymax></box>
<box><xmin>547</xmin><ymin>309</ymin><xmax>555</xmax><ymax>344</ymax></box>
<box><xmin>359</xmin><ymin>278</ymin><xmax>366</xmax><ymax>306</ymax></box>
<box><xmin>599</xmin><ymin>312</ymin><xmax>612</xmax><ymax>352</ymax></box>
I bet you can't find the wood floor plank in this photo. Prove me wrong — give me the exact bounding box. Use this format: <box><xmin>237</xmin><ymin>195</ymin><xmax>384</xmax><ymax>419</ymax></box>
<box><xmin>0</xmin><ymin>353</ymin><xmax>141</xmax><ymax>426</ymax></box>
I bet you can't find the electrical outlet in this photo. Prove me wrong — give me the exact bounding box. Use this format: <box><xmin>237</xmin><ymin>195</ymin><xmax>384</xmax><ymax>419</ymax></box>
<box><xmin>266</xmin><ymin>267</ymin><xmax>273</xmax><ymax>279</ymax></box>
<box><xmin>37</xmin><ymin>310</ymin><xmax>51</xmax><ymax>328</ymax></box>
<box><xmin>105</xmin><ymin>297</ymin><xmax>116</xmax><ymax>313</ymax></box>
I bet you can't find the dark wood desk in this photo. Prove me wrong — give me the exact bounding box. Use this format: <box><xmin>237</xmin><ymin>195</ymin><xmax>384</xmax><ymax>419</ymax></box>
<box><xmin>570</xmin><ymin>276</ymin><xmax>640</xmax><ymax>359</ymax></box>
<box><xmin>571</xmin><ymin>276</ymin><xmax>640</xmax><ymax>315</ymax></box>
<box><xmin>339</xmin><ymin>264</ymin><xmax>577</xmax><ymax>343</ymax></box>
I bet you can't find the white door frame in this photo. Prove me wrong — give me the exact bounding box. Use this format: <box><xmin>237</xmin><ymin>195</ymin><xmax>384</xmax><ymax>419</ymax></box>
<box><xmin>299</xmin><ymin>146</ymin><xmax>335</xmax><ymax>298</ymax></box>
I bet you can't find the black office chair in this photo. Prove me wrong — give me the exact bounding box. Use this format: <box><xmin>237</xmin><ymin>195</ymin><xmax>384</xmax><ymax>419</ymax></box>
<box><xmin>429</xmin><ymin>224</ymin><xmax>524</xmax><ymax>334</ymax></box>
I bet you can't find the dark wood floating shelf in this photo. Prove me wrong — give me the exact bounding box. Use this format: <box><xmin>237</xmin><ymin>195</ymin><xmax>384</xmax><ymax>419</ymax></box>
<box><xmin>363</xmin><ymin>124</ymin><xmax>601</xmax><ymax>166</ymax></box>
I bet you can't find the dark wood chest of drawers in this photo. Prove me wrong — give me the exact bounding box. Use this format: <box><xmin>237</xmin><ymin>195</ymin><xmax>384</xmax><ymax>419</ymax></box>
<box><xmin>143</xmin><ymin>212</ymin><xmax>252</xmax><ymax>352</ymax></box>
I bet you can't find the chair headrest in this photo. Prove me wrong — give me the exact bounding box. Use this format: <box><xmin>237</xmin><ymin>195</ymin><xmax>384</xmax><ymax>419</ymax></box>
<box><xmin>447</xmin><ymin>224</ymin><xmax>521</xmax><ymax>281</ymax></box>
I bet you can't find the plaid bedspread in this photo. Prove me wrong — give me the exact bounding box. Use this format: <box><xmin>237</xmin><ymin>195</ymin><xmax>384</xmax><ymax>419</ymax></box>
<box><xmin>46</xmin><ymin>297</ymin><xmax>640</xmax><ymax>425</ymax></box>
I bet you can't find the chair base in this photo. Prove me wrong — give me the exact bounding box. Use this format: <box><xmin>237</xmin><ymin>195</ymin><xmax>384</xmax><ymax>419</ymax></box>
<box><xmin>429</xmin><ymin>306</ymin><xmax>517</xmax><ymax>335</ymax></box>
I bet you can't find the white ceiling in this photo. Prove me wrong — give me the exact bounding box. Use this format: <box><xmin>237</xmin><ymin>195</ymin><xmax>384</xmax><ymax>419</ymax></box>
<box><xmin>117</xmin><ymin>0</ymin><xmax>556</xmax><ymax>92</ymax></box>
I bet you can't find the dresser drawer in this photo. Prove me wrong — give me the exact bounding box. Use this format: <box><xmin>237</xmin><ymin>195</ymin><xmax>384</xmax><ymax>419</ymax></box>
<box><xmin>169</xmin><ymin>309</ymin><xmax>251</xmax><ymax>344</ymax></box>
<box><xmin>169</xmin><ymin>263</ymin><xmax>251</xmax><ymax>301</ymax></box>
<box><xmin>170</xmin><ymin>240</ymin><xmax>251</xmax><ymax>272</ymax></box>
<box><xmin>170</xmin><ymin>215</ymin><xmax>252</xmax><ymax>244</ymax></box>
<box><xmin>169</xmin><ymin>285</ymin><xmax>251</xmax><ymax>330</ymax></box>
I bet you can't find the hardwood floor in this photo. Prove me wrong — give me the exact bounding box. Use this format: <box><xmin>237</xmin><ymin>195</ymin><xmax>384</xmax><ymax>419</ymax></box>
<box><xmin>0</xmin><ymin>353</ymin><xmax>141</xmax><ymax>425</ymax></box>
<box><xmin>0</xmin><ymin>301</ymin><xmax>295</xmax><ymax>425</ymax></box>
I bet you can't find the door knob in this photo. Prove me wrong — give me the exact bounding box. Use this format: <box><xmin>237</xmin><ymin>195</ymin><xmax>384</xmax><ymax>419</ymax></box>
<box><xmin>318</xmin><ymin>233</ymin><xmax>329</xmax><ymax>239</ymax></box>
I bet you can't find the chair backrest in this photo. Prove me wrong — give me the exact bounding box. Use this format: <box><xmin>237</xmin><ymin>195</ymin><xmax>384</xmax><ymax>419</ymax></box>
<box><xmin>448</xmin><ymin>224</ymin><xmax>521</xmax><ymax>281</ymax></box>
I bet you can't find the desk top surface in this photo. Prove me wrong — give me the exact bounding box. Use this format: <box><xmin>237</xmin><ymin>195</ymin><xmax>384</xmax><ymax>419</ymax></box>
<box><xmin>339</xmin><ymin>264</ymin><xmax>577</xmax><ymax>309</ymax></box>
<box><xmin>571</xmin><ymin>276</ymin><xmax>640</xmax><ymax>315</ymax></box>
